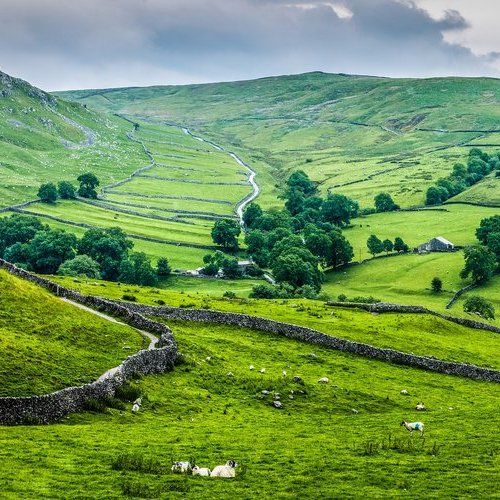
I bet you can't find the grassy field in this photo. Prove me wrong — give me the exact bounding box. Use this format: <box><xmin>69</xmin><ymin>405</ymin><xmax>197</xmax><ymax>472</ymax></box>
<box><xmin>1</xmin><ymin>317</ymin><xmax>498</xmax><ymax>498</ymax></box>
<box><xmin>0</xmin><ymin>269</ymin><xmax>145</xmax><ymax>397</ymax></box>
<box><xmin>343</xmin><ymin>204</ymin><xmax>498</xmax><ymax>261</ymax></box>
<box><xmin>59</xmin><ymin>72</ymin><xmax>500</xmax><ymax>209</ymax></box>
<box><xmin>49</xmin><ymin>275</ymin><xmax>500</xmax><ymax>368</ymax></box>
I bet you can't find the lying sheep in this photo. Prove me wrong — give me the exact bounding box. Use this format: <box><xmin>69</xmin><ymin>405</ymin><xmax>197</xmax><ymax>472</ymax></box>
<box><xmin>192</xmin><ymin>466</ymin><xmax>211</xmax><ymax>476</ymax></box>
<box><xmin>415</xmin><ymin>402</ymin><xmax>426</xmax><ymax>411</ymax></box>
<box><xmin>131</xmin><ymin>404</ymin><xmax>140</xmax><ymax>413</ymax></box>
<box><xmin>318</xmin><ymin>377</ymin><xmax>329</xmax><ymax>384</ymax></box>
<box><xmin>210</xmin><ymin>460</ymin><xmax>237</xmax><ymax>478</ymax></box>
<box><xmin>259</xmin><ymin>368</ymin><xmax>266</xmax><ymax>374</ymax></box>
<box><xmin>171</xmin><ymin>461</ymin><xmax>192</xmax><ymax>473</ymax></box>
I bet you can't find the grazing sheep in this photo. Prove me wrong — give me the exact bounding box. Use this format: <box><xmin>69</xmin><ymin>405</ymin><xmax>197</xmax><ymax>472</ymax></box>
<box><xmin>318</xmin><ymin>377</ymin><xmax>329</xmax><ymax>384</ymax></box>
<box><xmin>400</xmin><ymin>389</ymin><xmax>409</xmax><ymax>395</ymax></box>
<box><xmin>192</xmin><ymin>466</ymin><xmax>211</xmax><ymax>476</ymax></box>
<box><xmin>226</xmin><ymin>372</ymin><xmax>234</xmax><ymax>377</ymax></box>
<box><xmin>282</xmin><ymin>370</ymin><xmax>287</xmax><ymax>377</ymax></box>
<box><xmin>205</xmin><ymin>356</ymin><xmax>211</xmax><ymax>362</ymax></box>
<box><xmin>259</xmin><ymin>368</ymin><xmax>266</xmax><ymax>373</ymax></box>
<box><xmin>351</xmin><ymin>409</ymin><xmax>359</xmax><ymax>414</ymax></box>
<box><xmin>249</xmin><ymin>365</ymin><xmax>255</xmax><ymax>370</ymax></box>
<box><xmin>131</xmin><ymin>404</ymin><xmax>140</xmax><ymax>413</ymax></box>
<box><xmin>210</xmin><ymin>460</ymin><xmax>237</xmax><ymax>478</ymax></box>
<box><xmin>133</xmin><ymin>397</ymin><xmax>142</xmax><ymax>406</ymax></box>
<box><xmin>401</xmin><ymin>421</ymin><xmax>424</xmax><ymax>435</ymax></box>
<box><xmin>273</xmin><ymin>401</ymin><xmax>283</xmax><ymax>409</ymax></box>
<box><xmin>415</xmin><ymin>402</ymin><xmax>426</xmax><ymax>411</ymax></box>
<box><xmin>171</xmin><ymin>461</ymin><xmax>192</xmax><ymax>473</ymax></box>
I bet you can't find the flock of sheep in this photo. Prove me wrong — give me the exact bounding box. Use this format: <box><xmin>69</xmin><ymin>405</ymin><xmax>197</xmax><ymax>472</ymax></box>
<box><xmin>171</xmin><ymin>460</ymin><xmax>238</xmax><ymax>478</ymax></box>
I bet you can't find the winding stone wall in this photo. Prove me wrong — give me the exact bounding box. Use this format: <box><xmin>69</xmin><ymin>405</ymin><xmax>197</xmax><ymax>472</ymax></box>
<box><xmin>0</xmin><ymin>259</ymin><xmax>178</xmax><ymax>425</ymax></box>
<box><xmin>120</xmin><ymin>302</ymin><xmax>500</xmax><ymax>383</ymax></box>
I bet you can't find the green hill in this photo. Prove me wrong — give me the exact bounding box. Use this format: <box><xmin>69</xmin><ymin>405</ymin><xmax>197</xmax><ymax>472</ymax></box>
<box><xmin>58</xmin><ymin>72</ymin><xmax>500</xmax><ymax>208</ymax></box>
<box><xmin>0</xmin><ymin>269</ymin><xmax>144</xmax><ymax>396</ymax></box>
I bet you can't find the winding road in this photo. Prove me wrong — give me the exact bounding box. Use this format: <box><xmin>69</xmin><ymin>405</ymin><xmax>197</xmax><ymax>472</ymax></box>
<box><xmin>181</xmin><ymin>127</ymin><xmax>260</xmax><ymax>225</ymax></box>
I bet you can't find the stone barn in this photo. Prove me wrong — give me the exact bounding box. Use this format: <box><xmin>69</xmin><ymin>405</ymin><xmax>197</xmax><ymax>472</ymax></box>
<box><xmin>417</xmin><ymin>236</ymin><xmax>455</xmax><ymax>253</ymax></box>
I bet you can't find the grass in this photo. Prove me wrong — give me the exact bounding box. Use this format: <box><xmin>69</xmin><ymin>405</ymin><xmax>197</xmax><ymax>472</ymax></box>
<box><xmin>0</xmin><ymin>318</ymin><xmax>498</xmax><ymax>497</ymax></box>
<box><xmin>48</xmin><ymin>275</ymin><xmax>500</xmax><ymax>369</ymax></box>
<box><xmin>323</xmin><ymin>251</ymin><xmax>500</xmax><ymax>324</ymax></box>
<box><xmin>0</xmin><ymin>269</ymin><xmax>145</xmax><ymax>396</ymax></box>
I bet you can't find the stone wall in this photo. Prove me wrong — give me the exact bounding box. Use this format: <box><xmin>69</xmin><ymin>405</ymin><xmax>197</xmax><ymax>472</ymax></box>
<box><xmin>121</xmin><ymin>302</ymin><xmax>500</xmax><ymax>383</ymax></box>
<box><xmin>0</xmin><ymin>259</ymin><xmax>178</xmax><ymax>425</ymax></box>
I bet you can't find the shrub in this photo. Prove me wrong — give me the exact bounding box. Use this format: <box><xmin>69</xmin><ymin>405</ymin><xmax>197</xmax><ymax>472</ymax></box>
<box><xmin>38</xmin><ymin>182</ymin><xmax>58</xmax><ymax>203</ymax></box>
<box><xmin>463</xmin><ymin>296</ymin><xmax>495</xmax><ymax>320</ymax></box>
<box><xmin>57</xmin><ymin>181</ymin><xmax>76</xmax><ymax>199</ymax></box>
<box><xmin>156</xmin><ymin>257</ymin><xmax>171</xmax><ymax>277</ymax></box>
<box><xmin>112</xmin><ymin>454</ymin><xmax>164</xmax><ymax>474</ymax></box>
<box><xmin>431</xmin><ymin>277</ymin><xmax>443</xmax><ymax>293</ymax></box>
<box><xmin>155</xmin><ymin>299</ymin><xmax>166</xmax><ymax>305</ymax></box>
<box><xmin>223</xmin><ymin>290</ymin><xmax>237</xmax><ymax>299</ymax></box>
<box><xmin>122</xmin><ymin>294</ymin><xmax>137</xmax><ymax>302</ymax></box>
<box><xmin>337</xmin><ymin>293</ymin><xmax>347</xmax><ymax>302</ymax></box>
<box><xmin>115</xmin><ymin>383</ymin><xmax>141</xmax><ymax>402</ymax></box>
<box><xmin>58</xmin><ymin>255</ymin><xmax>101</xmax><ymax>278</ymax></box>
<box><xmin>250</xmin><ymin>284</ymin><xmax>279</xmax><ymax>299</ymax></box>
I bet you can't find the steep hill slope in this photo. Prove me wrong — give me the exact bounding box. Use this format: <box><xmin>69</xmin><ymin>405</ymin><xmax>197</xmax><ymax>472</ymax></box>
<box><xmin>59</xmin><ymin>72</ymin><xmax>500</xmax><ymax>208</ymax></box>
<box><xmin>0</xmin><ymin>71</ymin><xmax>144</xmax><ymax>208</ymax></box>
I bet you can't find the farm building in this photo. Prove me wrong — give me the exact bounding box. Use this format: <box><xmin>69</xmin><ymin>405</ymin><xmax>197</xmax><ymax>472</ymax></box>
<box><xmin>417</xmin><ymin>236</ymin><xmax>455</xmax><ymax>253</ymax></box>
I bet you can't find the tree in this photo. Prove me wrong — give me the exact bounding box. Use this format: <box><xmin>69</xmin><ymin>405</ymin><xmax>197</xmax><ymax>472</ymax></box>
<box><xmin>393</xmin><ymin>237</ymin><xmax>409</xmax><ymax>253</ymax></box>
<box><xmin>57</xmin><ymin>181</ymin><xmax>76</xmax><ymax>199</ymax></box>
<box><xmin>425</xmin><ymin>186</ymin><xmax>449</xmax><ymax>205</ymax></box>
<box><xmin>38</xmin><ymin>183</ymin><xmax>58</xmax><ymax>203</ymax></box>
<box><xmin>367</xmin><ymin>235</ymin><xmax>384</xmax><ymax>257</ymax></box>
<box><xmin>119</xmin><ymin>252</ymin><xmax>158</xmax><ymax>286</ymax></box>
<box><xmin>321</xmin><ymin>193</ymin><xmax>359</xmax><ymax>227</ymax></box>
<box><xmin>27</xmin><ymin>229</ymin><xmax>77</xmax><ymax>274</ymax></box>
<box><xmin>286</xmin><ymin>170</ymin><xmax>317</xmax><ymax>197</ymax></box>
<box><xmin>374</xmin><ymin>192</ymin><xmax>398</xmax><ymax>212</ymax></box>
<box><xmin>460</xmin><ymin>246</ymin><xmax>496</xmax><ymax>284</ymax></box>
<box><xmin>285</xmin><ymin>188</ymin><xmax>305</xmax><ymax>216</ymax></box>
<box><xmin>211</xmin><ymin>219</ymin><xmax>241</xmax><ymax>249</ymax></box>
<box><xmin>451</xmin><ymin>163</ymin><xmax>467</xmax><ymax>178</ymax></box>
<box><xmin>476</xmin><ymin>215</ymin><xmax>500</xmax><ymax>245</ymax></box>
<box><xmin>328</xmin><ymin>231</ymin><xmax>354</xmax><ymax>268</ymax></box>
<box><xmin>305</xmin><ymin>230</ymin><xmax>332</xmax><ymax>266</ymax></box>
<box><xmin>250</xmin><ymin>284</ymin><xmax>279</xmax><ymax>299</ymax></box>
<box><xmin>463</xmin><ymin>296</ymin><xmax>495</xmax><ymax>320</ymax></box>
<box><xmin>0</xmin><ymin>214</ymin><xmax>45</xmax><ymax>257</ymax></box>
<box><xmin>431</xmin><ymin>277</ymin><xmax>443</xmax><ymax>293</ymax></box>
<box><xmin>78</xmin><ymin>227</ymin><xmax>133</xmax><ymax>280</ymax></box>
<box><xmin>156</xmin><ymin>257</ymin><xmax>172</xmax><ymax>277</ymax></box>
<box><xmin>242</xmin><ymin>203</ymin><xmax>263</xmax><ymax>228</ymax></box>
<box><xmin>272</xmin><ymin>252</ymin><xmax>322</xmax><ymax>291</ymax></box>
<box><xmin>3</xmin><ymin>242</ymin><xmax>30</xmax><ymax>267</ymax></box>
<box><xmin>77</xmin><ymin>172</ymin><xmax>100</xmax><ymax>199</ymax></box>
<box><xmin>486</xmin><ymin>232</ymin><xmax>500</xmax><ymax>266</ymax></box>
<box><xmin>382</xmin><ymin>239</ymin><xmax>394</xmax><ymax>254</ymax></box>
<box><xmin>244</xmin><ymin>230</ymin><xmax>268</xmax><ymax>255</ymax></box>
<box><xmin>58</xmin><ymin>255</ymin><xmax>101</xmax><ymax>278</ymax></box>
<box><xmin>221</xmin><ymin>256</ymin><xmax>242</xmax><ymax>279</ymax></box>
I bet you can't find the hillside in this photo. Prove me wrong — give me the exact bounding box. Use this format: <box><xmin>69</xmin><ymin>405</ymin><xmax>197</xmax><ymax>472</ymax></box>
<box><xmin>0</xmin><ymin>70</ymin><xmax>145</xmax><ymax>208</ymax></box>
<box><xmin>59</xmin><ymin>72</ymin><xmax>500</xmax><ymax>208</ymax></box>
<box><xmin>0</xmin><ymin>269</ymin><xmax>144</xmax><ymax>396</ymax></box>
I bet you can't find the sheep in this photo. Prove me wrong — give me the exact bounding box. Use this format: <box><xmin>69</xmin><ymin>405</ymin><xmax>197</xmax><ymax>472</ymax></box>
<box><xmin>131</xmin><ymin>404</ymin><xmax>140</xmax><ymax>413</ymax></box>
<box><xmin>205</xmin><ymin>356</ymin><xmax>211</xmax><ymax>362</ymax></box>
<box><xmin>282</xmin><ymin>370</ymin><xmax>287</xmax><ymax>377</ymax></box>
<box><xmin>210</xmin><ymin>460</ymin><xmax>237</xmax><ymax>478</ymax></box>
<box><xmin>400</xmin><ymin>389</ymin><xmax>409</xmax><ymax>395</ymax></box>
<box><xmin>318</xmin><ymin>377</ymin><xmax>329</xmax><ymax>384</ymax></box>
<box><xmin>192</xmin><ymin>466</ymin><xmax>211</xmax><ymax>476</ymax></box>
<box><xmin>249</xmin><ymin>365</ymin><xmax>255</xmax><ymax>370</ymax></box>
<box><xmin>133</xmin><ymin>397</ymin><xmax>142</xmax><ymax>406</ymax></box>
<box><xmin>401</xmin><ymin>421</ymin><xmax>424</xmax><ymax>435</ymax></box>
<box><xmin>259</xmin><ymin>368</ymin><xmax>266</xmax><ymax>373</ymax></box>
<box><xmin>415</xmin><ymin>402</ymin><xmax>426</xmax><ymax>411</ymax></box>
<box><xmin>171</xmin><ymin>461</ymin><xmax>192</xmax><ymax>473</ymax></box>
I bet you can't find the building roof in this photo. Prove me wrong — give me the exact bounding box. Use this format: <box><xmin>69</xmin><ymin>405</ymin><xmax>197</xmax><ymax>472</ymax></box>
<box><xmin>433</xmin><ymin>236</ymin><xmax>454</xmax><ymax>246</ymax></box>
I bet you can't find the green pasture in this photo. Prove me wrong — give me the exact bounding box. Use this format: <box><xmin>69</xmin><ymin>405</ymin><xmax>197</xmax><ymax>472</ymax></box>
<box><xmin>0</xmin><ymin>269</ymin><xmax>144</xmax><ymax>397</ymax></box>
<box><xmin>1</xmin><ymin>316</ymin><xmax>498</xmax><ymax>497</ymax></box>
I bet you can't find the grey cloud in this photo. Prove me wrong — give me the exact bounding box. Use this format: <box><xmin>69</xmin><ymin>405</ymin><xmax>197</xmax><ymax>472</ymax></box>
<box><xmin>0</xmin><ymin>0</ymin><xmax>497</xmax><ymax>91</ymax></box>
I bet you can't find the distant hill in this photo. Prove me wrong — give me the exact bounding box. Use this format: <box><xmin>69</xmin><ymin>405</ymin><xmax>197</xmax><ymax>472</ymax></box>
<box><xmin>59</xmin><ymin>72</ymin><xmax>500</xmax><ymax>207</ymax></box>
<box><xmin>0</xmin><ymin>70</ymin><xmax>144</xmax><ymax>207</ymax></box>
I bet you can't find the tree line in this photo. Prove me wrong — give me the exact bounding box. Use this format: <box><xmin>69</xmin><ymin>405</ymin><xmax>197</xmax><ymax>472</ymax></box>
<box><xmin>38</xmin><ymin>172</ymin><xmax>100</xmax><ymax>203</ymax></box>
<box><xmin>0</xmin><ymin>214</ymin><xmax>171</xmax><ymax>286</ymax></box>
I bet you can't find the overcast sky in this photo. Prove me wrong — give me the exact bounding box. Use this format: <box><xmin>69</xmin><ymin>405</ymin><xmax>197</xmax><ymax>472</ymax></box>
<box><xmin>0</xmin><ymin>0</ymin><xmax>498</xmax><ymax>91</ymax></box>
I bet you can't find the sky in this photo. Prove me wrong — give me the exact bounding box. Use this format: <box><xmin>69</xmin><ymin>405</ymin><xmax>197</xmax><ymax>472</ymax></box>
<box><xmin>0</xmin><ymin>0</ymin><xmax>498</xmax><ymax>91</ymax></box>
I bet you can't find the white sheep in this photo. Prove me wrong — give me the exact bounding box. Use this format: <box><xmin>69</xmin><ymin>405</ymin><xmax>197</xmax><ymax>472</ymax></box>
<box><xmin>249</xmin><ymin>365</ymin><xmax>255</xmax><ymax>370</ymax></box>
<box><xmin>133</xmin><ymin>397</ymin><xmax>142</xmax><ymax>406</ymax></box>
<box><xmin>259</xmin><ymin>368</ymin><xmax>266</xmax><ymax>373</ymax></box>
<box><xmin>318</xmin><ymin>377</ymin><xmax>329</xmax><ymax>384</ymax></box>
<box><xmin>415</xmin><ymin>402</ymin><xmax>426</xmax><ymax>411</ymax></box>
<box><xmin>210</xmin><ymin>460</ymin><xmax>237</xmax><ymax>478</ymax></box>
<box><xmin>282</xmin><ymin>370</ymin><xmax>287</xmax><ymax>377</ymax></box>
<box><xmin>400</xmin><ymin>389</ymin><xmax>409</xmax><ymax>395</ymax></box>
<box><xmin>192</xmin><ymin>466</ymin><xmax>211</xmax><ymax>476</ymax></box>
<box><xmin>171</xmin><ymin>461</ymin><xmax>192</xmax><ymax>473</ymax></box>
<box><xmin>131</xmin><ymin>404</ymin><xmax>140</xmax><ymax>413</ymax></box>
<box><xmin>401</xmin><ymin>421</ymin><xmax>424</xmax><ymax>435</ymax></box>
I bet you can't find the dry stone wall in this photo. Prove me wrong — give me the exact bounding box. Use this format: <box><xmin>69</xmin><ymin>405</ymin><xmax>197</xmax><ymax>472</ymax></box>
<box><xmin>0</xmin><ymin>259</ymin><xmax>178</xmax><ymax>425</ymax></box>
<box><xmin>121</xmin><ymin>302</ymin><xmax>500</xmax><ymax>383</ymax></box>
